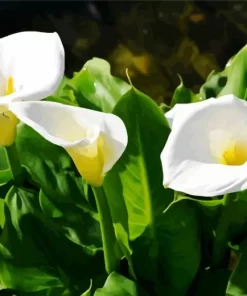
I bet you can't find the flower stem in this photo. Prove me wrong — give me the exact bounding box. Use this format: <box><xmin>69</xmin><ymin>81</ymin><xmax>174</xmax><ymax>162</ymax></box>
<box><xmin>4</xmin><ymin>143</ymin><xmax>24</xmax><ymax>185</ymax></box>
<box><xmin>92</xmin><ymin>185</ymin><xmax>119</xmax><ymax>274</ymax></box>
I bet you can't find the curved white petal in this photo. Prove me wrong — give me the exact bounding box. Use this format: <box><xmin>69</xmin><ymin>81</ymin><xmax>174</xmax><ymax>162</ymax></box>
<box><xmin>161</xmin><ymin>94</ymin><xmax>247</xmax><ymax>197</ymax></box>
<box><xmin>0</xmin><ymin>31</ymin><xmax>64</xmax><ymax>102</ymax></box>
<box><xmin>165</xmin><ymin>98</ymin><xmax>215</xmax><ymax>129</ymax></box>
<box><xmin>9</xmin><ymin>101</ymin><xmax>128</xmax><ymax>185</ymax></box>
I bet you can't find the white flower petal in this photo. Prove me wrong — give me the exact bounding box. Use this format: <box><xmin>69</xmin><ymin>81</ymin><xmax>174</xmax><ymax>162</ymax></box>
<box><xmin>9</xmin><ymin>101</ymin><xmax>128</xmax><ymax>186</ymax></box>
<box><xmin>0</xmin><ymin>31</ymin><xmax>64</xmax><ymax>102</ymax></box>
<box><xmin>165</xmin><ymin>98</ymin><xmax>215</xmax><ymax>129</ymax></box>
<box><xmin>161</xmin><ymin>94</ymin><xmax>247</xmax><ymax>196</ymax></box>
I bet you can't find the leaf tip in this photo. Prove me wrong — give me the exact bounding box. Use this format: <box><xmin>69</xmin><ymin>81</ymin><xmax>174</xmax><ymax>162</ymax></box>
<box><xmin>125</xmin><ymin>68</ymin><xmax>133</xmax><ymax>87</ymax></box>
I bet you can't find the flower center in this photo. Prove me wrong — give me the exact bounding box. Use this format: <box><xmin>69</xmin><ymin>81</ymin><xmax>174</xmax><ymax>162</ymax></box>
<box><xmin>5</xmin><ymin>76</ymin><xmax>14</xmax><ymax>95</ymax></box>
<box><xmin>220</xmin><ymin>141</ymin><xmax>247</xmax><ymax>165</ymax></box>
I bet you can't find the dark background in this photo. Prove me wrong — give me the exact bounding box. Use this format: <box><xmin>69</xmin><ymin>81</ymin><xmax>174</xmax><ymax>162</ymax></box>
<box><xmin>0</xmin><ymin>0</ymin><xmax>245</xmax><ymax>104</ymax></box>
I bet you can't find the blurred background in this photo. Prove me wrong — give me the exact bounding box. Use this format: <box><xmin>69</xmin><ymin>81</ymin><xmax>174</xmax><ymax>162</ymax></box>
<box><xmin>1</xmin><ymin>0</ymin><xmax>246</xmax><ymax>105</ymax></box>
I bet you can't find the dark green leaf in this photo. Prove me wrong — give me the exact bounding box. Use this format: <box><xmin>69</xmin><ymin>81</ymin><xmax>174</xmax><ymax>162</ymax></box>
<box><xmin>191</xmin><ymin>269</ymin><xmax>230</xmax><ymax>296</ymax></box>
<box><xmin>226</xmin><ymin>238</ymin><xmax>247</xmax><ymax>295</ymax></box>
<box><xmin>156</xmin><ymin>199</ymin><xmax>201</xmax><ymax>295</ymax></box>
<box><xmin>170</xmin><ymin>75</ymin><xmax>200</xmax><ymax>107</ymax></box>
<box><xmin>0</xmin><ymin>186</ymin><xmax>105</xmax><ymax>295</ymax></box>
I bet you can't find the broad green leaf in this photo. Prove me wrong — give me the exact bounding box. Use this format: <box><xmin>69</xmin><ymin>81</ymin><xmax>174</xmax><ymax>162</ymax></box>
<box><xmin>104</xmin><ymin>88</ymin><xmax>174</xmax><ymax>283</ymax></box>
<box><xmin>156</xmin><ymin>199</ymin><xmax>201</xmax><ymax>295</ymax></box>
<box><xmin>66</xmin><ymin>58</ymin><xmax>131</xmax><ymax>112</ymax></box>
<box><xmin>0</xmin><ymin>186</ymin><xmax>106</xmax><ymax>295</ymax></box>
<box><xmin>218</xmin><ymin>45</ymin><xmax>247</xmax><ymax>100</ymax></box>
<box><xmin>94</xmin><ymin>272</ymin><xmax>140</xmax><ymax>296</ymax></box>
<box><xmin>170</xmin><ymin>75</ymin><xmax>200</xmax><ymax>107</ymax></box>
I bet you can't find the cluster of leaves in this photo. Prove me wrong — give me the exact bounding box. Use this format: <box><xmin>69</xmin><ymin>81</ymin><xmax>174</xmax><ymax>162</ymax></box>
<box><xmin>1</xmin><ymin>44</ymin><xmax>247</xmax><ymax>296</ymax></box>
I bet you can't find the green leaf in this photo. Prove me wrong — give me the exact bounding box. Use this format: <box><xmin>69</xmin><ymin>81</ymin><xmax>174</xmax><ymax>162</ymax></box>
<box><xmin>53</xmin><ymin>76</ymin><xmax>70</xmax><ymax>97</ymax></box>
<box><xmin>66</xmin><ymin>58</ymin><xmax>131</xmax><ymax>112</ymax></box>
<box><xmin>94</xmin><ymin>272</ymin><xmax>139</xmax><ymax>296</ymax></box>
<box><xmin>81</xmin><ymin>280</ymin><xmax>92</xmax><ymax>296</ymax></box>
<box><xmin>0</xmin><ymin>199</ymin><xmax>5</xmax><ymax>229</ymax></box>
<box><xmin>156</xmin><ymin>198</ymin><xmax>201</xmax><ymax>295</ymax></box>
<box><xmin>226</xmin><ymin>239</ymin><xmax>247</xmax><ymax>295</ymax></box>
<box><xmin>104</xmin><ymin>88</ymin><xmax>175</xmax><ymax>284</ymax></box>
<box><xmin>218</xmin><ymin>45</ymin><xmax>247</xmax><ymax>100</ymax></box>
<box><xmin>0</xmin><ymin>186</ymin><xmax>106</xmax><ymax>294</ymax></box>
<box><xmin>199</xmin><ymin>70</ymin><xmax>227</xmax><ymax>100</ymax></box>
<box><xmin>38</xmin><ymin>189</ymin><xmax>102</xmax><ymax>257</ymax></box>
<box><xmin>170</xmin><ymin>75</ymin><xmax>200</xmax><ymax>107</ymax></box>
<box><xmin>0</xmin><ymin>147</ymin><xmax>12</xmax><ymax>186</ymax></box>
<box><xmin>39</xmin><ymin>189</ymin><xmax>63</xmax><ymax>218</ymax></box>
<box><xmin>0</xmin><ymin>147</ymin><xmax>8</xmax><ymax>171</ymax></box>
<box><xmin>212</xmin><ymin>192</ymin><xmax>247</xmax><ymax>268</ymax></box>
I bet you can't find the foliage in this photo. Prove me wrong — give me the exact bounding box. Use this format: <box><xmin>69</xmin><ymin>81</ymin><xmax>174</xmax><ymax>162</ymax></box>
<box><xmin>1</xmin><ymin>44</ymin><xmax>247</xmax><ymax>296</ymax></box>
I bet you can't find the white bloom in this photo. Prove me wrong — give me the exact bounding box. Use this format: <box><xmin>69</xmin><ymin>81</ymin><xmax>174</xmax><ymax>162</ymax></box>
<box><xmin>161</xmin><ymin>94</ymin><xmax>247</xmax><ymax>197</ymax></box>
<box><xmin>0</xmin><ymin>31</ymin><xmax>64</xmax><ymax>146</ymax></box>
<box><xmin>9</xmin><ymin>101</ymin><xmax>128</xmax><ymax>186</ymax></box>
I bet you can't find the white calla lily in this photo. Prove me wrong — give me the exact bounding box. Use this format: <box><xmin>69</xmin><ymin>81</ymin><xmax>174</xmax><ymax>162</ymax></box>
<box><xmin>9</xmin><ymin>101</ymin><xmax>128</xmax><ymax>186</ymax></box>
<box><xmin>161</xmin><ymin>94</ymin><xmax>247</xmax><ymax>197</ymax></box>
<box><xmin>0</xmin><ymin>31</ymin><xmax>64</xmax><ymax>146</ymax></box>
<box><xmin>165</xmin><ymin>98</ymin><xmax>215</xmax><ymax>129</ymax></box>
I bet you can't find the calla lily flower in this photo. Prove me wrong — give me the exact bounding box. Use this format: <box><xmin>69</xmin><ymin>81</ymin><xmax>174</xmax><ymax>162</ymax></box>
<box><xmin>0</xmin><ymin>31</ymin><xmax>64</xmax><ymax>146</ymax></box>
<box><xmin>161</xmin><ymin>94</ymin><xmax>247</xmax><ymax>197</ymax></box>
<box><xmin>9</xmin><ymin>101</ymin><xmax>128</xmax><ymax>186</ymax></box>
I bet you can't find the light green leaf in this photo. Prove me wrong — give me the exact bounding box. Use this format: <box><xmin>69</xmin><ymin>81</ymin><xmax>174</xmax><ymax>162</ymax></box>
<box><xmin>94</xmin><ymin>272</ymin><xmax>139</xmax><ymax>296</ymax></box>
<box><xmin>66</xmin><ymin>58</ymin><xmax>131</xmax><ymax>112</ymax></box>
<box><xmin>81</xmin><ymin>280</ymin><xmax>92</xmax><ymax>296</ymax></box>
<box><xmin>218</xmin><ymin>45</ymin><xmax>247</xmax><ymax>100</ymax></box>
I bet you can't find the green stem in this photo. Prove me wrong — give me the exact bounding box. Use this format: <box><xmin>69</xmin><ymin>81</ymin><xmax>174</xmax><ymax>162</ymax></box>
<box><xmin>4</xmin><ymin>142</ymin><xmax>24</xmax><ymax>185</ymax></box>
<box><xmin>92</xmin><ymin>186</ymin><xmax>118</xmax><ymax>274</ymax></box>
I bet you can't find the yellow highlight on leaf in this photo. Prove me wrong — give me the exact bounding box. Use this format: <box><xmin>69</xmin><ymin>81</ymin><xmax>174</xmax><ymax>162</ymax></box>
<box><xmin>220</xmin><ymin>142</ymin><xmax>247</xmax><ymax>166</ymax></box>
<box><xmin>66</xmin><ymin>136</ymin><xmax>105</xmax><ymax>186</ymax></box>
